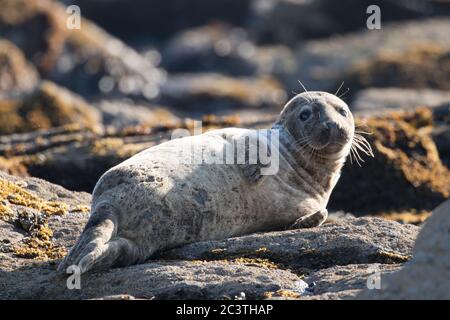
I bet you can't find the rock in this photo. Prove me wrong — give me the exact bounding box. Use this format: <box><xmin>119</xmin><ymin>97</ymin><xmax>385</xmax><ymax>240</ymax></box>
<box><xmin>0</xmin><ymin>170</ymin><xmax>90</xmax><ymax>266</ymax></box>
<box><xmin>69</xmin><ymin>0</ymin><xmax>450</xmax><ymax>44</ymax></box>
<box><xmin>330</xmin><ymin>108</ymin><xmax>450</xmax><ymax>215</ymax></box>
<box><xmin>351</xmin><ymin>88</ymin><xmax>450</xmax><ymax>116</ymax></box>
<box><xmin>162</xmin><ymin>23</ymin><xmax>297</xmax><ymax>80</ymax></box>
<box><xmin>432</xmin><ymin>125</ymin><xmax>450</xmax><ymax>168</ymax></box>
<box><xmin>300</xmin><ymin>263</ymin><xmax>402</xmax><ymax>299</ymax></box>
<box><xmin>162</xmin><ymin>23</ymin><xmax>258</xmax><ymax>76</ymax></box>
<box><xmin>344</xmin><ymin>46</ymin><xmax>450</xmax><ymax>92</ymax></box>
<box><xmin>251</xmin><ymin>0</ymin><xmax>450</xmax><ymax>45</ymax></box>
<box><xmin>162</xmin><ymin>217</ymin><xmax>418</xmax><ymax>271</ymax></box>
<box><xmin>0</xmin><ymin>0</ymin><xmax>164</xmax><ymax>100</ymax></box>
<box><xmin>0</xmin><ymin>260</ymin><xmax>306</xmax><ymax>300</ymax></box>
<box><xmin>0</xmin><ymin>168</ymin><xmax>418</xmax><ymax>299</ymax></box>
<box><xmin>358</xmin><ymin>199</ymin><xmax>450</xmax><ymax>299</ymax></box>
<box><xmin>96</xmin><ymin>100</ymin><xmax>181</xmax><ymax>129</ymax></box>
<box><xmin>69</xmin><ymin>0</ymin><xmax>256</xmax><ymax>41</ymax></box>
<box><xmin>0</xmin><ymin>0</ymin><xmax>66</xmax><ymax>73</ymax></box>
<box><xmin>0</xmin><ymin>81</ymin><xmax>102</xmax><ymax>135</ymax></box>
<box><xmin>159</xmin><ymin>73</ymin><xmax>287</xmax><ymax>114</ymax></box>
<box><xmin>0</xmin><ymin>39</ymin><xmax>39</xmax><ymax>98</ymax></box>
<box><xmin>289</xmin><ymin>18</ymin><xmax>450</xmax><ymax>92</ymax></box>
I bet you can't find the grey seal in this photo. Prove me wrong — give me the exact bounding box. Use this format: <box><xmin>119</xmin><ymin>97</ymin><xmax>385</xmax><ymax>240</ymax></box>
<box><xmin>59</xmin><ymin>91</ymin><xmax>371</xmax><ymax>273</ymax></box>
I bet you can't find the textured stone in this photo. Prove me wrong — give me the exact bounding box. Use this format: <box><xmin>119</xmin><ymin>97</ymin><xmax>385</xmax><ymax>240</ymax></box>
<box><xmin>358</xmin><ymin>199</ymin><xmax>450</xmax><ymax>299</ymax></box>
<box><xmin>351</xmin><ymin>88</ymin><xmax>450</xmax><ymax>116</ymax></box>
<box><xmin>162</xmin><ymin>217</ymin><xmax>418</xmax><ymax>271</ymax></box>
<box><xmin>0</xmin><ymin>39</ymin><xmax>39</xmax><ymax>98</ymax></box>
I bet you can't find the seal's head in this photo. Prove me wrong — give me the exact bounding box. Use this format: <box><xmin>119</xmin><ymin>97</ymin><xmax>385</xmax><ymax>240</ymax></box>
<box><xmin>277</xmin><ymin>91</ymin><xmax>355</xmax><ymax>158</ymax></box>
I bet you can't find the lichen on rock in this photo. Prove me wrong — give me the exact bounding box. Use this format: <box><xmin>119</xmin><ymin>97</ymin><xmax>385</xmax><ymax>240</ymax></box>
<box><xmin>345</xmin><ymin>45</ymin><xmax>450</xmax><ymax>92</ymax></box>
<box><xmin>0</xmin><ymin>39</ymin><xmax>39</xmax><ymax>98</ymax></box>
<box><xmin>0</xmin><ymin>173</ymin><xmax>87</xmax><ymax>261</ymax></box>
<box><xmin>0</xmin><ymin>81</ymin><xmax>102</xmax><ymax>135</ymax></box>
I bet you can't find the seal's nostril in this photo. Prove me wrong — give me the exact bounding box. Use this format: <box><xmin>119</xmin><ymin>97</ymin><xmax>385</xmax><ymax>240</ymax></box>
<box><xmin>324</xmin><ymin>121</ymin><xmax>336</xmax><ymax>131</ymax></box>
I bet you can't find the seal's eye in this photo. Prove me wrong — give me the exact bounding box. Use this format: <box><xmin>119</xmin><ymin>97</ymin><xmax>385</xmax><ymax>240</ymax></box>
<box><xmin>338</xmin><ymin>108</ymin><xmax>348</xmax><ymax>117</ymax></box>
<box><xmin>299</xmin><ymin>109</ymin><xmax>312</xmax><ymax>121</ymax></box>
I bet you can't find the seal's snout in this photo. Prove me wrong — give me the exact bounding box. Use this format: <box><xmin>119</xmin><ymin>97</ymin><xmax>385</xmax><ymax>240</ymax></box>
<box><xmin>314</xmin><ymin>119</ymin><xmax>350</xmax><ymax>150</ymax></box>
<box><xmin>323</xmin><ymin>121</ymin><xmax>336</xmax><ymax>132</ymax></box>
<box><xmin>325</xmin><ymin>121</ymin><xmax>348</xmax><ymax>142</ymax></box>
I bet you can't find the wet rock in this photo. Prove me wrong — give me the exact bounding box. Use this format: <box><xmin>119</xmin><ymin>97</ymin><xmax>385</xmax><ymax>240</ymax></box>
<box><xmin>0</xmin><ymin>39</ymin><xmax>39</xmax><ymax>98</ymax></box>
<box><xmin>290</xmin><ymin>18</ymin><xmax>450</xmax><ymax>92</ymax></box>
<box><xmin>0</xmin><ymin>81</ymin><xmax>102</xmax><ymax>135</ymax></box>
<box><xmin>351</xmin><ymin>88</ymin><xmax>450</xmax><ymax>116</ymax></box>
<box><xmin>358</xmin><ymin>199</ymin><xmax>450</xmax><ymax>299</ymax></box>
<box><xmin>159</xmin><ymin>73</ymin><xmax>287</xmax><ymax>114</ymax></box>
<box><xmin>0</xmin><ymin>0</ymin><xmax>164</xmax><ymax>100</ymax></box>
<box><xmin>330</xmin><ymin>108</ymin><xmax>450</xmax><ymax>215</ymax></box>
<box><xmin>162</xmin><ymin>217</ymin><xmax>418</xmax><ymax>271</ymax></box>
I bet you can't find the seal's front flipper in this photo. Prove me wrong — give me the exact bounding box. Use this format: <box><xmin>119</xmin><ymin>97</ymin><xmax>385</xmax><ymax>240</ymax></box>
<box><xmin>290</xmin><ymin>209</ymin><xmax>328</xmax><ymax>229</ymax></box>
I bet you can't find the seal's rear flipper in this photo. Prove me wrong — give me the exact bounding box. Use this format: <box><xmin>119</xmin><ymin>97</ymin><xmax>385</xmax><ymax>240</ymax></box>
<box><xmin>58</xmin><ymin>203</ymin><xmax>139</xmax><ymax>273</ymax></box>
<box><xmin>78</xmin><ymin>237</ymin><xmax>141</xmax><ymax>273</ymax></box>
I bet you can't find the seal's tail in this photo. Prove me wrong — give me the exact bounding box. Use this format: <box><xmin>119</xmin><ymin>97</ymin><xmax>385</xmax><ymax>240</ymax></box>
<box><xmin>58</xmin><ymin>204</ymin><xmax>141</xmax><ymax>274</ymax></box>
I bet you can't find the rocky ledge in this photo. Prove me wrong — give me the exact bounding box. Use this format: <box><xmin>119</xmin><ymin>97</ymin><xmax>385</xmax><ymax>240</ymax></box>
<box><xmin>0</xmin><ymin>170</ymin><xmax>424</xmax><ymax>300</ymax></box>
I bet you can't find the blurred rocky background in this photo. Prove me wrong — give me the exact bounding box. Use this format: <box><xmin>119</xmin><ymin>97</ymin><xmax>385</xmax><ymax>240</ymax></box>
<box><xmin>1</xmin><ymin>0</ymin><xmax>450</xmax><ymax>299</ymax></box>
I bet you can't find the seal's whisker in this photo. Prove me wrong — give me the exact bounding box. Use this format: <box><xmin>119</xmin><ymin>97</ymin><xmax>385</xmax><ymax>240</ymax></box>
<box><xmin>353</xmin><ymin>142</ymin><xmax>372</xmax><ymax>157</ymax></box>
<box><xmin>351</xmin><ymin>140</ymin><xmax>366</xmax><ymax>160</ymax></box>
<box><xmin>298</xmin><ymin>80</ymin><xmax>313</xmax><ymax>101</ymax></box>
<box><xmin>353</xmin><ymin>134</ymin><xmax>374</xmax><ymax>157</ymax></box>
<box><xmin>352</xmin><ymin>139</ymin><xmax>373</xmax><ymax>157</ymax></box>
<box><xmin>335</xmin><ymin>81</ymin><xmax>345</xmax><ymax>96</ymax></box>
<box><xmin>353</xmin><ymin>136</ymin><xmax>372</xmax><ymax>152</ymax></box>
<box><xmin>355</xmin><ymin>130</ymin><xmax>373</xmax><ymax>135</ymax></box>
<box><xmin>350</xmin><ymin>147</ymin><xmax>364</xmax><ymax>167</ymax></box>
<box><xmin>354</xmin><ymin>133</ymin><xmax>372</xmax><ymax>146</ymax></box>
<box><xmin>348</xmin><ymin>149</ymin><xmax>354</xmax><ymax>165</ymax></box>
<box><xmin>338</xmin><ymin>87</ymin><xmax>350</xmax><ymax>99</ymax></box>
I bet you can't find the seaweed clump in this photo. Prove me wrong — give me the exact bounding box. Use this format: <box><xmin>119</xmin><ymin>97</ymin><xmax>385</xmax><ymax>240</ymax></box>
<box><xmin>330</xmin><ymin>108</ymin><xmax>450</xmax><ymax>215</ymax></box>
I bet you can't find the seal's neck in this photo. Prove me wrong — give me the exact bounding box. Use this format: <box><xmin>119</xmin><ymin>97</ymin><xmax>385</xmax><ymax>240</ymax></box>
<box><xmin>273</xmin><ymin>125</ymin><xmax>348</xmax><ymax>193</ymax></box>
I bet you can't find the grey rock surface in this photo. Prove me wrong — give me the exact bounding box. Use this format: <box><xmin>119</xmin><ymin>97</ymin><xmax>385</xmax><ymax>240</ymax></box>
<box><xmin>0</xmin><ymin>260</ymin><xmax>306</xmax><ymax>300</ymax></box>
<box><xmin>289</xmin><ymin>18</ymin><xmax>450</xmax><ymax>91</ymax></box>
<box><xmin>0</xmin><ymin>171</ymin><xmax>421</xmax><ymax>299</ymax></box>
<box><xmin>162</xmin><ymin>217</ymin><xmax>418</xmax><ymax>270</ymax></box>
<box><xmin>358</xmin><ymin>199</ymin><xmax>450</xmax><ymax>299</ymax></box>
<box><xmin>351</xmin><ymin>88</ymin><xmax>450</xmax><ymax>116</ymax></box>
